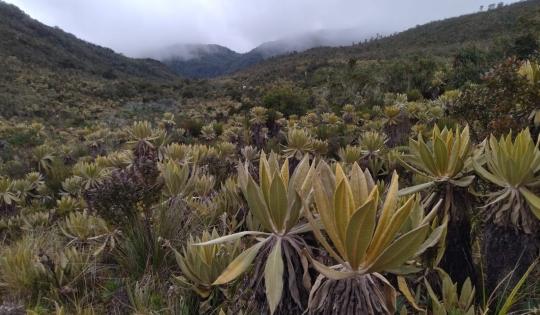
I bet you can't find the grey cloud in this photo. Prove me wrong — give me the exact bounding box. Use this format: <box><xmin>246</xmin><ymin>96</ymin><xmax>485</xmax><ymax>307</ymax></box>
<box><xmin>5</xmin><ymin>0</ymin><xmax>520</xmax><ymax>57</ymax></box>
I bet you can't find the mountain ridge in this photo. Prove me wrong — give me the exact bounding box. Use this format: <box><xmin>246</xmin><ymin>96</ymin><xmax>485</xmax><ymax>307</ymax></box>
<box><xmin>0</xmin><ymin>0</ymin><xmax>187</xmax><ymax>123</ymax></box>
<box><xmin>1</xmin><ymin>0</ymin><xmax>538</xmax><ymax>124</ymax></box>
<box><xmin>0</xmin><ymin>0</ymin><xmax>176</xmax><ymax>80</ymax></box>
<box><xmin>232</xmin><ymin>0</ymin><xmax>540</xmax><ymax>83</ymax></box>
<box><xmin>147</xmin><ymin>28</ymin><xmax>378</xmax><ymax>78</ymax></box>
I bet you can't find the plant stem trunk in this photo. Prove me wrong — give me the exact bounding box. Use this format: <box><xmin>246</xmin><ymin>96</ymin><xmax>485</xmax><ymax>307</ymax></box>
<box><xmin>482</xmin><ymin>224</ymin><xmax>539</xmax><ymax>296</ymax></box>
<box><xmin>440</xmin><ymin>185</ymin><xmax>477</xmax><ymax>288</ymax></box>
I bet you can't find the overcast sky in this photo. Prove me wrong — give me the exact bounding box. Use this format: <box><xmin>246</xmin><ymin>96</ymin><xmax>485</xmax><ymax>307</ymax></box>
<box><xmin>5</xmin><ymin>0</ymin><xmax>519</xmax><ymax>56</ymax></box>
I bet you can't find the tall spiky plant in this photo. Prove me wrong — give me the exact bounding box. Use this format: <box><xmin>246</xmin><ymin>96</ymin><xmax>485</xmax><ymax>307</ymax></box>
<box><xmin>383</xmin><ymin>105</ymin><xmax>410</xmax><ymax>146</ymax></box>
<box><xmin>399</xmin><ymin>125</ymin><xmax>477</xmax><ymax>286</ymax></box>
<box><xmin>473</xmin><ymin>129</ymin><xmax>540</xmax><ymax>293</ymax></box>
<box><xmin>127</xmin><ymin>121</ymin><xmax>163</xmax><ymax>149</ymax></box>
<box><xmin>250</xmin><ymin>106</ymin><xmax>269</xmax><ymax>148</ymax></box>
<box><xmin>518</xmin><ymin>60</ymin><xmax>540</xmax><ymax>133</ymax></box>
<box><xmin>32</xmin><ymin>145</ymin><xmax>55</xmax><ymax>174</ymax></box>
<box><xmin>338</xmin><ymin>145</ymin><xmax>363</xmax><ymax>165</ymax></box>
<box><xmin>0</xmin><ymin>177</ymin><xmax>19</xmax><ymax>211</ymax></box>
<box><xmin>358</xmin><ymin>131</ymin><xmax>388</xmax><ymax>177</ymax></box>
<box><xmin>341</xmin><ymin>104</ymin><xmax>358</xmax><ymax>125</ymax></box>
<box><xmin>283</xmin><ymin>128</ymin><xmax>314</xmax><ymax>161</ymax></box>
<box><xmin>200</xmin><ymin>124</ymin><xmax>217</xmax><ymax>142</ymax></box>
<box><xmin>196</xmin><ymin>153</ymin><xmax>315</xmax><ymax>314</ymax></box>
<box><xmin>304</xmin><ymin>162</ymin><xmax>445</xmax><ymax>314</ymax></box>
<box><xmin>172</xmin><ymin>229</ymin><xmax>240</xmax><ymax>309</ymax></box>
<box><xmin>518</xmin><ymin>60</ymin><xmax>540</xmax><ymax>86</ymax></box>
<box><xmin>398</xmin><ymin>267</ymin><xmax>477</xmax><ymax>315</ymax></box>
<box><xmin>358</xmin><ymin>131</ymin><xmax>388</xmax><ymax>160</ymax></box>
<box><xmin>72</xmin><ymin>162</ymin><xmax>110</xmax><ymax>190</ymax></box>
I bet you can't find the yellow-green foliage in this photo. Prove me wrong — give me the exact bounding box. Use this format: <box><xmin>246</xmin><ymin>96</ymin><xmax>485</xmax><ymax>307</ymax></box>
<box><xmin>0</xmin><ymin>50</ymin><xmax>539</xmax><ymax>315</ymax></box>
<box><xmin>60</xmin><ymin>210</ymin><xmax>110</xmax><ymax>242</ymax></box>
<box><xmin>398</xmin><ymin>268</ymin><xmax>476</xmax><ymax>315</ymax></box>
<box><xmin>359</xmin><ymin>130</ymin><xmax>388</xmax><ymax>157</ymax></box>
<box><xmin>196</xmin><ymin>153</ymin><xmax>316</xmax><ymax>314</ymax></box>
<box><xmin>284</xmin><ymin>128</ymin><xmax>314</xmax><ymax>159</ymax></box>
<box><xmin>427</xmin><ymin>270</ymin><xmax>476</xmax><ymax>315</ymax></box>
<box><xmin>304</xmin><ymin>163</ymin><xmax>446</xmax><ymax>314</ymax></box>
<box><xmin>72</xmin><ymin>162</ymin><xmax>110</xmax><ymax>189</ymax></box>
<box><xmin>173</xmin><ymin>229</ymin><xmax>240</xmax><ymax>298</ymax></box>
<box><xmin>0</xmin><ymin>237</ymin><xmax>47</xmax><ymax>296</ymax></box>
<box><xmin>473</xmin><ymin>129</ymin><xmax>540</xmax><ymax>233</ymax></box>
<box><xmin>404</xmin><ymin>125</ymin><xmax>472</xmax><ymax>180</ymax></box>
<box><xmin>0</xmin><ymin>177</ymin><xmax>18</xmax><ymax>205</ymax></box>
<box><xmin>307</xmin><ymin>163</ymin><xmax>444</xmax><ymax>275</ymax></box>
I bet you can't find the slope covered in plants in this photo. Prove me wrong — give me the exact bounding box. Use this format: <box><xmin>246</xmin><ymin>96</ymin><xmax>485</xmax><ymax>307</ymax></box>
<box><xmin>0</xmin><ymin>1</ymin><xmax>539</xmax><ymax>314</ymax></box>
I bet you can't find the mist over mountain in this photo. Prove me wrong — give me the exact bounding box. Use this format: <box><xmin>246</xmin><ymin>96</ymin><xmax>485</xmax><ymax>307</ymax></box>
<box><xmin>0</xmin><ymin>1</ymin><xmax>175</xmax><ymax>81</ymax></box>
<box><xmin>146</xmin><ymin>44</ymin><xmax>252</xmax><ymax>79</ymax></box>
<box><xmin>144</xmin><ymin>27</ymin><xmax>380</xmax><ymax>78</ymax></box>
<box><xmin>251</xmin><ymin>28</ymin><xmax>380</xmax><ymax>58</ymax></box>
<box><xmin>145</xmin><ymin>44</ymin><xmax>238</xmax><ymax>62</ymax></box>
<box><xmin>1</xmin><ymin>0</ymin><xmax>539</xmax><ymax>313</ymax></box>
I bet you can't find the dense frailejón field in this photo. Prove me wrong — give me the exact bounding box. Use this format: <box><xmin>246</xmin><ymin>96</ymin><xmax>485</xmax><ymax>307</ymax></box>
<box><xmin>1</xmin><ymin>86</ymin><xmax>539</xmax><ymax>314</ymax></box>
<box><xmin>1</xmin><ymin>1</ymin><xmax>540</xmax><ymax>314</ymax></box>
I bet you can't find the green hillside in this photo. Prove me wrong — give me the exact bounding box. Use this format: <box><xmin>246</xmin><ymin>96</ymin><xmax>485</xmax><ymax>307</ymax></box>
<box><xmin>2</xmin><ymin>0</ymin><xmax>539</xmax><ymax>127</ymax></box>
<box><xmin>159</xmin><ymin>44</ymin><xmax>264</xmax><ymax>79</ymax></box>
<box><xmin>236</xmin><ymin>0</ymin><xmax>540</xmax><ymax>83</ymax></box>
<box><xmin>0</xmin><ymin>0</ymin><xmax>539</xmax><ymax>314</ymax></box>
<box><xmin>0</xmin><ymin>1</ymin><xmax>195</xmax><ymax>125</ymax></box>
<box><xmin>0</xmin><ymin>1</ymin><xmax>175</xmax><ymax>79</ymax></box>
<box><xmin>152</xmin><ymin>29</ymin><xmax>375</xmax><ymax>79</ymax></box>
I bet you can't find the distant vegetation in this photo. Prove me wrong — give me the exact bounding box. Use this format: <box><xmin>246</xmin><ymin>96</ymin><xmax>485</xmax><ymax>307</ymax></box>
<box><xmin>158</xmin><ymin>44</ymin><xmax>265</xmax><ymax>79</ymax></box>
<box><xmin>0</xmin><ymin>0</ymin><xmax>539</xmax><ymax>314</ymax></box>
<box><xmin>150</xmin><ymin>29</ymin><xmax>377</xmax><ymax>79</ymax></box>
